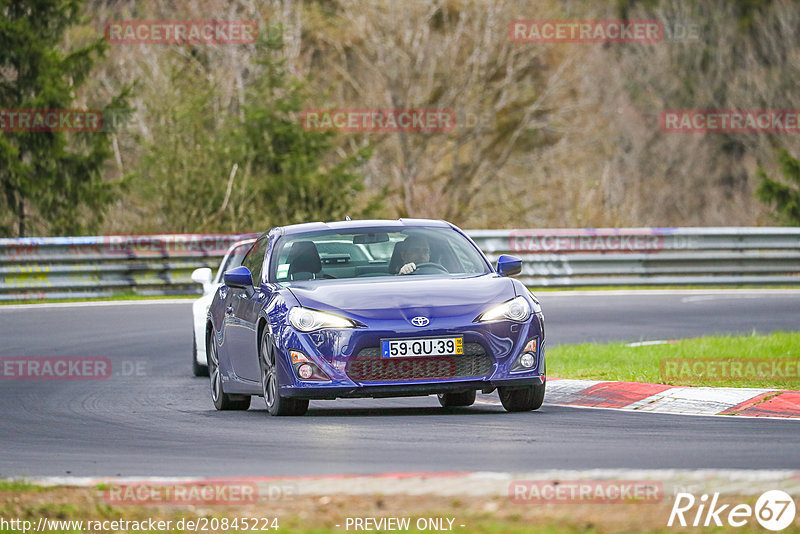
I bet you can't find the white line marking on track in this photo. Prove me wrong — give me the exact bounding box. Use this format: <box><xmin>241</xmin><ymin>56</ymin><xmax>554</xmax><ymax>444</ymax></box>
<box><xmin>536</xmin><ymin>289</ymin><xmax>800</xmax><ymax>298</ymax></box>
<box><xmin>626</xmin><ymin>387</ymin><xmax>776</xmax><ymax>415</ymax></box>
<box><xmin>517</xmin><ymin>401</ymin><xmax>800</xmax><ymax>421</ymax></box>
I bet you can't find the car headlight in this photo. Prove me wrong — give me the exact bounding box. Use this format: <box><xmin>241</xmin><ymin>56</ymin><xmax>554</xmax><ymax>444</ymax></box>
<box><xmin>530</xmin><ymin>296</ymin><xmax>542</xmax><ymax>315</ymax></box>
<box><xmin>476</xmin><ymin>296</ymin><xmax>531</xmax><ymax>323</ymax></box>
<box><xmin>288</xmin><ymin>307</ymin><xmax>356</xmax><ymax>332</ymax></box>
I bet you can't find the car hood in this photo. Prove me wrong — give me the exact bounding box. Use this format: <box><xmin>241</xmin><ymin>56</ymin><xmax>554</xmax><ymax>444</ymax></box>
<box><xmin>286</xmin><ymin>275</ymin><xmax>516</xmax><ymax>322</ymax></box>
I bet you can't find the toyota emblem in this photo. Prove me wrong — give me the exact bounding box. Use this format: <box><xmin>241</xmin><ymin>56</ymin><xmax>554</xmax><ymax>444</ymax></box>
<box><xmin>410</xmin><ymin>316</ymin><xmax>429</xmax><ymax>327</ymax></box>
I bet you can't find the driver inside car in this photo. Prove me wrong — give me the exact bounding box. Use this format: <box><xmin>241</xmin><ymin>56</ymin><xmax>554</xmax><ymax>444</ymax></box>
<box><xmin>398</xmin><ymin>235</ymin><xmax>431</xmax><ymax>275</ymax></box>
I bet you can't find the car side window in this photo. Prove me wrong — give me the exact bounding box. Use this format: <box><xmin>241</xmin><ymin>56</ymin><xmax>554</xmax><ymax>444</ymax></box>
<box><xmin>221</xmin><ymin>243</ymin><xmax>247</xmax><ymax>272</ymax></box>
<box><xmin>215</xmin><ymin>242</ymin><xmax>254</xmax><ymax>284</ymax></box>
<box><xmin>241</xmin><ymin>237</ymin><xmax>268</xmax><ymax>285</ymax></box>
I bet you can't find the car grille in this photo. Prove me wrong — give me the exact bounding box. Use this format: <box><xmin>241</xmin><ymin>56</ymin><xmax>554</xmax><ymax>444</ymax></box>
<box><xmin>346</xmin><ymin>342</ymin><xmax>494</xmax><ymax>382</ymax></box>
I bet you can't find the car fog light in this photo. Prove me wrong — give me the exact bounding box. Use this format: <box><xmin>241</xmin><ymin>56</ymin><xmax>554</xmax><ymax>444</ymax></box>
<box><xmin>298</xmin><ymin>364</ymin><xmax>313</xmax><ymax>379</ymax></box>
<box><xmin>519</xmin><ymin>352</ymin><xmax>536</xmax><ymax>368</ymax></box>
<box><xmin>290</xmin><ymin>350</ymin><xmax>309</xmax><ymax>363</ymax></box>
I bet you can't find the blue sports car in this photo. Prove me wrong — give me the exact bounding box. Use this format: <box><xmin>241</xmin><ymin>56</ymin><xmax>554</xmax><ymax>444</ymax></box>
<box><xmin>206</xmin><ymin>219</ymin><xmax>545</xmax><ymax>415</ymax></box>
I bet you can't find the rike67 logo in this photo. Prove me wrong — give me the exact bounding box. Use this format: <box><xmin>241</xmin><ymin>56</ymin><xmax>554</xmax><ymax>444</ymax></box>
<box><xmin>668</xmin><ymin>491</ymin><xmax>796</xmax><ymax>531</ymax></box>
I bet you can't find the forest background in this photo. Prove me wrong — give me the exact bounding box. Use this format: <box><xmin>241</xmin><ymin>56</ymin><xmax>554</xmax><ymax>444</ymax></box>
<box><xmin>2</xmin><ymin>0</ymin><xmax>799</xmax><ymax>237</ymax></box>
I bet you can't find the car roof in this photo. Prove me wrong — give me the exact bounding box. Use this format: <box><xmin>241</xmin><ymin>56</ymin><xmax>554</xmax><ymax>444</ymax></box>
<box><xmin>275</xmin><ymin>218</ymin><xmax>453</xmax><ymax>236</ymax></box>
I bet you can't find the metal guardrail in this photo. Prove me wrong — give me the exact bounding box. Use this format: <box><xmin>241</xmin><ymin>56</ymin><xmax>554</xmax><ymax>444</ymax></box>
<box><xmin>0</xmin><ymin>234</ymin><xmax>258</xmax><ymax>301</ymax></box>
<box><xmin>0</xmin><ymin>228</ymin><xmax>798</xmax><ymax>300</ymax></box>
<box><xmin>472</xmin><ymin>227</ymin><xmax>800</xmax><ymax>287</ymax></box>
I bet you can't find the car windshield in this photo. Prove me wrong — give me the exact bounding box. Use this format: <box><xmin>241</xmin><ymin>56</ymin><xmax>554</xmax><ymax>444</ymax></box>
<box><xmin>270</xmin><ymin>226</ymin><xmax>490</xmax><ymax>284</ymax></box>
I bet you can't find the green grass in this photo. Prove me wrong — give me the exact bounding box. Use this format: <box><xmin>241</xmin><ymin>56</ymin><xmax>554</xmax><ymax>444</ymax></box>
<box><xmin>2</xmin><ymin>484</ymin><xmax>799</xmax><ymax>534</ymax></box>
<box><xmin>0</xmin><ymin>479</ymin><xmax>43</xmax><ymax>492</ymax></box>
<box><xmin>549</xmin><ymin>331</ymin><xmax>800</xmax><ymax>389</ymax></box>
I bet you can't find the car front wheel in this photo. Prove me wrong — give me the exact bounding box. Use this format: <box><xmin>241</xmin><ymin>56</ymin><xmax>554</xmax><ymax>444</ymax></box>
<box><xmin>260</xmin><ymin>330</ymin><xmax>309</xmax><ymax>416</ymax></box>
<box><xmin>437</xmin><ymin>390</ymin><xmax>476</xmax><ymax>407</ymax></box>
<box><xmin>498</xmin><ymin>381</ymin><xmax>545</xmax><ymax>412</ymax></box>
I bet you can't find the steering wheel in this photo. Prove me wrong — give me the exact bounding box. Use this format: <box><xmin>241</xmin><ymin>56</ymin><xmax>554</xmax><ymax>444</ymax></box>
<box><xmin>412</xmin><ymin>262</ymin><xmax>448</xmax><ymax>274</ymax></box>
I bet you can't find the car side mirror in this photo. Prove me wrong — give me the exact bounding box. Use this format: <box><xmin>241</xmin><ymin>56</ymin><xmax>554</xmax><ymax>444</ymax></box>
<box><xmin>191</xmin><ymin>267</ymin><xmax>214</xmax><ymax>293</ymax></box>
<box><xmin>223</xmin><ymin>266</ymin><xmax>253</xmax><ymax>289</ymax></box>
<box><xmin>191</xmin><ymin>267</ymin><xmax>213</xmax><ymax>285</ymax></box>
<box><xmin>496</xmin><ymin>254</ymin><xmax>522</xmax><ymax>277</ymax></box>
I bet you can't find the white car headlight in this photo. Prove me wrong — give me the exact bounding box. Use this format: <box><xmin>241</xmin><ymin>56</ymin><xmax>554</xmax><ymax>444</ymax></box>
<box><xmin>288</xmin><ymin>307</ymin><xmax>356</xmax><ymax>332</ymax></box>
<box><xmin>476</xmin><ymin>296</ymin><xmax>532</xmax><ymax>323</ymax></box>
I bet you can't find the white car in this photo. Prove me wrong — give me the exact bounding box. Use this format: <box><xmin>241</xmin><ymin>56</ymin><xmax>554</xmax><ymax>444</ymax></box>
<box><xmin>190</xmin><ymin>239</ymin><xmax>255</xmax><ymax>376</ymax></box>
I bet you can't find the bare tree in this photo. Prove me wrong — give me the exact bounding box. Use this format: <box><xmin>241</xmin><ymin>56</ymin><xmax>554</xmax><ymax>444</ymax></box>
<box><xmin>298</xmin><ymin>0</ymin><xmax>575</xmax><ymax>226</ymax></box>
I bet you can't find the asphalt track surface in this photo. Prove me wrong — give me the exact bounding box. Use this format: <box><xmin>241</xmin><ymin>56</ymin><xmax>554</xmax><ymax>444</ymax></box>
<box><xmin>0</xmin><ymin>290</ymin><xmax>798</xmax><ymax>477</ymax></box>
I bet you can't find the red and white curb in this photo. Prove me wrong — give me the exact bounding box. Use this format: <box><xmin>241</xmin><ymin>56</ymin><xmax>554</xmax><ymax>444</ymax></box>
<box><xmin>526</xmin><ymin>378</ymin><xmax>800</xmax><ymax>418</ymax></box>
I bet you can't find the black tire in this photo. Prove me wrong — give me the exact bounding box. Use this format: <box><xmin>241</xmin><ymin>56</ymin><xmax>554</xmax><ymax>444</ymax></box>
<box><xmin>499</xmin><ymin>381</ymin><xmax>546</xmax><ymax>412</ymax></box>
<box><xmin>192</xmin><ymin>333</ymin><xmax>209</xmax><ymax>377</ymax></box>
<box><xmin>207</xmin><ymin>330</ymin><xmax>251</xmax><ymax>411</ymax></box>
<box><xmin>260</xmin><ymin>329</ymin><xmax>309</xmax><ymax>416</ymax></box>
<box><xmin>437</xmin><ymin>390</ymin><xmax>476</xmax><ymax>407</ymax></box>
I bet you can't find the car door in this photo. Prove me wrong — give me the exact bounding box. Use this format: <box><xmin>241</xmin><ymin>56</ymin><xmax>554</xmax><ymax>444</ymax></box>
<box><xmin>227</xmin><ymin>235</ymin><xmax>269</xmax><ymax>383</ymax></box>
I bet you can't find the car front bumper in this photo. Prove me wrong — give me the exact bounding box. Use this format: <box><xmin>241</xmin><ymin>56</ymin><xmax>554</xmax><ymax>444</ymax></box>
<box><xmin>272</xmin><ymin>295</ymin><xmax>546</xmax><ymax>401</ymax></box>
<box><xmin>280</xmin><ymin>375</ymin><xmax>545</xmax><ymax>400</ymax></box>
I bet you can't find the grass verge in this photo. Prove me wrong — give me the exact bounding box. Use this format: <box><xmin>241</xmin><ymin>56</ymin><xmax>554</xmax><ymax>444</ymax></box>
<box><xmin>1</xmin><ymin>483</ymin><xmax>797</xmax><ymax>533</ymax></box>
<box><xmin>549</xmin><ymin>331</ymin><xmax>800</xmax><ymax>389</ymax></box>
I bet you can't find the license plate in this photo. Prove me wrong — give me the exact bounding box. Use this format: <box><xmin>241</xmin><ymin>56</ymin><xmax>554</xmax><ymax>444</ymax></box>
<box><xmin>382</xmin><ymin>337</ymin><xmax>463</xmax><ymax>358</ymax></box>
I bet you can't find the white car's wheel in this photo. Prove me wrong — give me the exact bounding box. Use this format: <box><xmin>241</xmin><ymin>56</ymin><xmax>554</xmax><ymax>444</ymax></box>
<box><xmin>192</xmin><ymin>332</ymin><xmax>208</xmax><ymax>377</ymax></box>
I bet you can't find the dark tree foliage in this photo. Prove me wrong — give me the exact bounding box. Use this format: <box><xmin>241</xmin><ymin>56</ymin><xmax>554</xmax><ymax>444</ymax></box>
<box><xmin>135</xmin><ymin>24</ymin><xmax>377</xmax><ymax>233</ymax></box>
<box><xmin>756</xmin><ymin>149</ymin><xmax>800</xmax><ymax>225</ymax></box>
<box><xmin>0</xmin><ymin>0</ymin><xmax>127</xmax><ymax>236</ymax></box>
<box><xmin>228</xmin><ymin>29</ymin><xmax>375</xmax><ymax>230</ymax></box>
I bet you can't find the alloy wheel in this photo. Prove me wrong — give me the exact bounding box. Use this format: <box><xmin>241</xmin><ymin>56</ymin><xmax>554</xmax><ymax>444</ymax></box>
<box><xmin>209</xmin><ymin>335</ymin><xmax>221</xmax><ymax>403</ymax></box>
<box><xmin>261</xmin><ymin>336</ymin><xmax>277</xmax><ymax>409</ymax></box>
